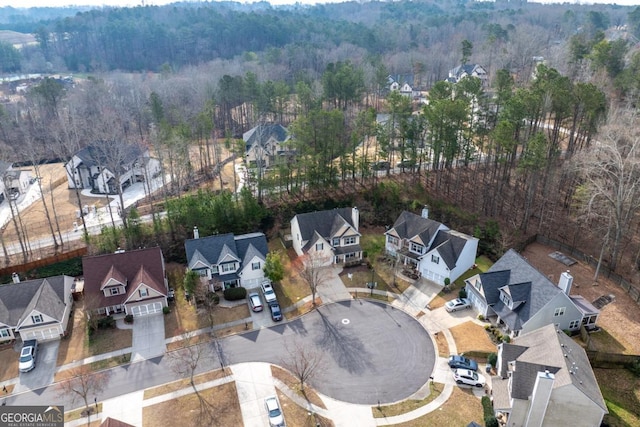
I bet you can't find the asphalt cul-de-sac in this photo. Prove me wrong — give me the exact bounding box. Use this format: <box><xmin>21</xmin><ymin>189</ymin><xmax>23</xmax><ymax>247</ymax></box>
<box><xmin>221</xmin><ymin>299</ymin><xmax>436</xmax><ymax>405</ymax></box>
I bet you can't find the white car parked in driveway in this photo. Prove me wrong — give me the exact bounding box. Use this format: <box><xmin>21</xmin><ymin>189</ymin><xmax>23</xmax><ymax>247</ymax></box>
<box><xmin>445</xmin><ymin>298</ymin><xmax>471</xmax><ymax>312</ymax></box>
<box><xmin>261</xmin><ymin>280</ymin><xmax>277</xmax><ymax>305</ymax></box>
<box><xmin>265</xmin><ymin>395</ymin><xmax>285</xmax><ymax>426</ymax></box>
<box><xmin>453</xmin><ymin>368</ymin><xmax>486</xmax><ymax>387</ymax></box>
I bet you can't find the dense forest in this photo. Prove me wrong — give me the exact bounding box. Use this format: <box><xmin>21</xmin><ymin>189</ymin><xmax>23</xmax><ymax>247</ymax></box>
<box><xmin>1</xmin><ymin>0</ymin><xmax>640</xmax><ymax>285</ymax></box>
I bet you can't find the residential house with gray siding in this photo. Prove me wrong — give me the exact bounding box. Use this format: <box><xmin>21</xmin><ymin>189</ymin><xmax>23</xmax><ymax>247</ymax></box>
<box><xmin>465</xmin><ymin>249</ymin><xmax>599</xmax><ymax>338</ymax></box>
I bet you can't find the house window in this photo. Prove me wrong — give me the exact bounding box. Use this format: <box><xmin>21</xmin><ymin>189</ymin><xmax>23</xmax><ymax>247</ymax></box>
<box><xmin>110</xmin><ymin>287</ymin><xmax>120</xmax><ymax>295</ymax></box>
<box><xmin>344</xmin><ymin>236</ymin><xmax>356</xmax><ymax>245</ymax></box>
<box><xmin>31</xmin><ymin>314</ymin><xmax>43</xmax><ymax>324</ymax></box>
<box><xmin>139</xmin><ymin>288</ymin><xmax>149</xmax><ymax>297</ymax></box>
<box><xmin>345</xmin><ymin>252</ymin><xmax>356</xmax><ymax>261</ymax></box>
<box><xmin>315</xmin><ymin>243</ymin><xmax>324</xmax><ymax>251</ymax></box>
<box><xmin>332</xmin><ymin>238</ymin><xmax>340</xmax><ymax>246</ymax></box>
<box><xmin>196</xmin><ymin>269</ymin><xmax>208</xmax><ymax>277</ymax></box>
<box><xmin>0</xmin><ymin>328</ymin><xmax>10</xmax><ymax>338</ymax></box>
<box><xmin>554</xmin><ymin>307</ymin><xmax>566</xmax><ymax>317</ymax></box>
<box><xmin>410</xmin><ymin>242</ymin><xmax>423</xmax><ymax>254</ymax></box>
<box><xmin>388</xmin><ymin>236</ymin><xmax>399</xmax><ymax>246</ymax></box>
<box><xmin>569</xmin><ymin>320</ymin><xmax>580</xmax><ymax>329</ymax></box>
<box><xmin>221</xmin><ymin>263</ymin><xmax>236</xmax><ymax>273</ymax></box>
<box><xmin>431</xmin><ymin>254</ymin><xmax>440</xmax><ymax>264</ymax></box>
<box><xmin>252</xmin><ymin>262</ymin><xmax>261</xmax><ymax>270</ymax></box>
<box><xmin>500</xmin><ymin>292</ymin><xmax>511</xmax><ymax>307</ymax></box>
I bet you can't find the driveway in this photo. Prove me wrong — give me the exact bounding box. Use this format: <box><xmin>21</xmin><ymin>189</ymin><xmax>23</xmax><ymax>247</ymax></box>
<box><xmin>14</xmin><ymin>340</ymin><xmax>59</xmax><ymax>393</ymax></box>
<box><xmin>220</xmin><ymin>300</ymin><xmax>436</xmax><ymax>405</ymax></box>
<box><xmin>131</xmin><ymin>313</ymin><xmax>166</xmax><ymax>362</ymax></box>
<box><xmin>317</xmin><ymin>266</ymin><xmax>351</xmax><ymax>303</ymax></box>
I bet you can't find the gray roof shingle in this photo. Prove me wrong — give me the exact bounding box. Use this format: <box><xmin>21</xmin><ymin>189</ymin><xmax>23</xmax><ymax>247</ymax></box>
<box><xmin>243</xmin><ymin>124</ymin><xmax>289</xmax><ymax>151</ymax></box>
<box><xmin>0</xmin><ymin>275</ymin><xmax>71</xmax><ymax>328</ymax></box>
<box><xmin>294</xmin><ymin>208</ymin><xmax>358</xmax><ymax>251</ymax></box>
<box><xmin>185</xmin><ymin>232</ymin><xmax>268</xmax><ymax>270</ymax></box>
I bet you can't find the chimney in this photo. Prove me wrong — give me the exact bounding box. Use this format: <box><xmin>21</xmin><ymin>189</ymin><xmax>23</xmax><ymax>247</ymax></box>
<box><xmin>558</xmin><ymin>271</ymin><xmax>573</xmax><ymax>295</ymax></box>
<box><xmin>11</xmin><ymin>272</ymin><xmax>20</xmax><ymax>283</ymax></box>
<box><xmin>421</xmin><ymin>205</ymin><xmax>429</xmax><ymax>219</ymax></box>
<box><xmin>351</xmin><ymin>207</ymin><xmax>359</xmax><ymax>231</ymax></box>
<box><xmin>525</xmin><ymin>370</ymin><xmax>555</xmax><ymax>427</ymax></box>
<box><xmin>193</xmin><ymin>226</ymin><xmax>199</xmax><ymax>239</ymax></box>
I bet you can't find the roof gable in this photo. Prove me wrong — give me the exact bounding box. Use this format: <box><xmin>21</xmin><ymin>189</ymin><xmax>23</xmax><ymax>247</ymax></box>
<box><xmin>388</xmin><ymin>211</ymin><xmax>447</xmax><ymax>246</ymax></box>
<box><xmin>429</xmin><ymin>230</ymin><xmax>470</xmax><ymax>269</ymax></box>
<box><xmin>294</xmin><ymin>208</ymin><xmax>358</xmax><ymax>244</ymax></box>
<box><xmin>100</xmin><ymin>265</ymin><xmax>127</xmax><ymax>290</ymax></box>
<box><xmin>0</xmin><ymin>276</ymin><xmax>70</xmax><ymax>327</ymax></box>
<box><xmin>185</xmin><ymin>232</ymin><xmax>268</xmax><ymax>269</ymax></box>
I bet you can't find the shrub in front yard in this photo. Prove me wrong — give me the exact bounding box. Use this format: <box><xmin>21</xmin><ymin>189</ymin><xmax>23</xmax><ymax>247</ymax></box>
<box><xmin>97</xmin><ymin>316</ymin><xmax>115</xmax><ymax>329</ymax></box>
<box><xmin>163</xmin><ymin>306</ymin><xmax>171</xmax><ymax>315</ymax></box>
<box><xmin>459</xmin><ymin>288</ymin><xmax>467</xmax><ymax>299</ymax></box>
<box><xmin>207</xmin><ymin>291</ymin><xmax>220</xmax><ymax>304</ymax></box>
<box><xmin>488</xmin><ymin>352</ymin><xmax>498</xmax><ymax>368</ymax></box>
<box><xmin>481</xmin><ymin>396</ymin><xmax>498</xmax><ymax>427</ymax></box>
<box><xmin>223</xmin><ymin>287</ymin><xmax>247</xmax><ymax>301</ymax></box>
<box><xmin>124</xmin><ymin>314</ymin><xmax>134</xmax><ymax>324</ymax></box>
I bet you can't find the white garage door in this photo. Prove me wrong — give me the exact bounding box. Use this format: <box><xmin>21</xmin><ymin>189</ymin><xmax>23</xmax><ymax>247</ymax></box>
<box><xmin>22</xmin><ymin>327</ymin><xmax>60</xmax><ymax>341</ymax></box>
<box><xmin>130</xmin><ymin>302</ymin><xmax>162</xmax><ymax>317</ymax></box>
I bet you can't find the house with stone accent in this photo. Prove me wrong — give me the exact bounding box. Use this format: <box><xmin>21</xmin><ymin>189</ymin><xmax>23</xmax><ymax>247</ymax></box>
<box><xmin>491</xmin><ymin>324</ymin><xmax>607</xmax><ymax>427</ymax></box>
<box><xmin>290</xmin><ymin>207</ymin><xmax>363</xmax><ymax>267</ymax></box>
<box><xmin>185</xmin><ymin>230</ymin><xmax>269</xmax><ymax>290</ymax></box>
<box><xmin>82</xmin><ymin>247</ymin><xmax>168</xmax><ymax>317</ymax></box>
<box><xmin>384</xmin><ymin>207</ymin><xmax>478</xmax><ymax>285</ymax></box>
<box><xmin>0</xmin><ymin>274</ymin><xmax>73</xmax><ymax>342</ymax></box>
<box><xmin>465</xmin><ymin>249</ymin><xmax>599</xmax><ymax>338</ymax></box>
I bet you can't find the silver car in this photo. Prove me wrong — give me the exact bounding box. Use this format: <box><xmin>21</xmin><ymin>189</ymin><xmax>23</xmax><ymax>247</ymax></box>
<box><xmin>248</xmin><ymin>292</ymin><xmax>263</xmax><ymax>312</ymax></box>
<box><xmin>264</xmin><ymin>395</ymin><xmax>285</xmax><ymax>427</ymax></box>
<box><xmin>19</xmin><ymin>339</ymin><xmax>38</xmax><ymax>373</ymax></box>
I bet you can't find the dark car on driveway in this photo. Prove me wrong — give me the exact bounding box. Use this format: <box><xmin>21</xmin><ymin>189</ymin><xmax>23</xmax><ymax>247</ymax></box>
<box><xmin>448</xmin><ymin>355</ymin><xmax>478</xmax><ymax>371</ymax></box>
<box><xmin>269</xmin><ymin>302</ymin><xmax>283</xmax><ymax>322</ymax></box>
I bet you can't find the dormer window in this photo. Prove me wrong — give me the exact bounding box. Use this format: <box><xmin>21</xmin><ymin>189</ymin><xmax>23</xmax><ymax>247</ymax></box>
<box><xmin>500</xmin><ymin>292</ymin><xmax>511</xmax><ymax>307</ymax></box>
<box><xmin>139</xmin><ymin>288</ymin><xmax>149</xmax><ymax>297</ymax></box>
<box><xmin>221</xmin><ymin>263</ymin><xmax>236</xmax><ymax>273</ymax></box>
<box><xmin>110</xmin><ymin>287</ymin><xmax>120</xmax><ymax>295</ymax></box>
<box><xmin>31</xmin><ymin>314</ymin><xmax>43</xmax><ymax>324</ymax></box>
<box><xmin>410</xmin><ymin>242</ymin><xmax>423</xmax><ymax>254</ymax></box>
<box><xmin>344</xmin><ymin>236</ymin><xmax>356</xmax><ymax>245</ymax></box>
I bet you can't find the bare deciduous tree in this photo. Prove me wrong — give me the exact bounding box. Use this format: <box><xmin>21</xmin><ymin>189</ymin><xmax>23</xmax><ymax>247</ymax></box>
<box><xmin>573</xmin><ymin>107</ymin><xmax>640</xmax><ymax>275</ymax></box>
<box><xmin>57</xmin><ymin>365</ymin><xmax>112</xmax><ymax>426</ymax></box>
<box><xmin>280</xmin><ymin>337</ymin><xmax>326</xmax><ymax>393</ymax></box>
<box><xmin>299</xmin><ymin>251</ymin><xmax>330</xmax><ymax>307</ymax></box>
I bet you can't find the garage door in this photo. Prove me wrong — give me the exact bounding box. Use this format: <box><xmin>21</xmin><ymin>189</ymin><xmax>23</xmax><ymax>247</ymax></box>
<box><xmin>130</xmin><ymin>302</ymin><xmax>162</xmax><ymax>317</ymax></box>
<box><xmin>22</xmin><ymin>327</ymin><xmax>60</xmax><ymax>341</ymax></box>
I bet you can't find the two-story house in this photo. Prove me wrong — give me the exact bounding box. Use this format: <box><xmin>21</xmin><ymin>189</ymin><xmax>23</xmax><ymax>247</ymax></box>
<box><xmin>465</xmin><ymin>249</ymin><xmax>600</xmax><ymax>338</ymax></box>
<box><xmin>290</xmin><ymin>207</ymin><xmax>363</xmax><ymax>267</ymax></box>
<box><xmin>83</xmin><ymin>247</ymin><xmax>169</xmax><ymax>317</ymax></box>
<box><xmin>185</xmin><ymin>230</ymin><xmax>269</xmax><ymax>290</ymax></box>
<box><xmin>0</xmin><ymin>160</ymin><xmax>32</xmax><ymax>203</ymax></box>
<box><xmin>0</xmin><ymin>274</ymin><xmax>74</xmax><ymax>342</ymax></box>
<box><xmin>384</xmin><ymin>208</ymin><xmax>478</xmax><ymax>285</ymax></box>
<box><xmin>243</xmin><ymin>124</ymin><xmax>293</xmax><ymax>169</ymax></box>
<box><xmin>446</xmin><ymin>64</ymin><xmax>488</xmax><ymax>87</ymax></box>
<box><xmin>65</xmin><ymin>143</ymin><xmax>161</xmax><ymax>195</ymax></box>
<box><xmin>491</xmin><ymin>324</ymin><xmax>607</xmax><ymax>427</ymax></box>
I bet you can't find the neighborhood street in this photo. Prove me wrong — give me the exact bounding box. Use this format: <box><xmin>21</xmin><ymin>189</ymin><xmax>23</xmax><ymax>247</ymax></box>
<box><xmin>5</xmin><ymin>300</ymin><xmax>435</xmax><ymax>410</ymax></box>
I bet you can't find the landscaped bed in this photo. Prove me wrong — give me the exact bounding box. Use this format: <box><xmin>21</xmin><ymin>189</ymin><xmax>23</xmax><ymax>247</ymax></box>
<box><xmin>372</xmin><ymin>382</ymin><xmax>442</xmax><ymax>418</ymax></box>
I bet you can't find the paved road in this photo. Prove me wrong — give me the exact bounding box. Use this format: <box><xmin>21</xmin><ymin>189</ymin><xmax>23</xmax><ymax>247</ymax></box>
<box><xmin>5</xmin><ymin>301</ymin><xmax>434</xmax><ymax>409</ymax></box>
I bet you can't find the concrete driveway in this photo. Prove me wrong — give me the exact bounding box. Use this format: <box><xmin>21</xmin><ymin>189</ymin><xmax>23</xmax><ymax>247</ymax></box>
<box><xmin>131</xmin><ymin>313</ymin><xmax>166</xmax><ymax>362</ymax></box>
<box><xmin>220</xmin><ymin>299</ymin><xmax>436</xmax><ymax>405</ymax></box>
<box><xmin>427</xmin><ymin>306</ymin><xmax>476</xmax><ymax>333</ymax></box>
<box><xmin>14</xmin><ymin>340</ymin><xmax>59</xmax><ymax>393</ymax></box>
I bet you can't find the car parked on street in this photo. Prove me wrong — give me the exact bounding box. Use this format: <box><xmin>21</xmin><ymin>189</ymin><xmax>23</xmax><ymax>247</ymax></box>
<box><xmin>269</xmin><ymin>302</ymin><xmax>283</xmax><ymax>322</ymax></box>
<box><xmin>453</xmin><ymin>368</ymin><xmax>486</xmax><ymax>387</ymax></box>
<box><xmin>445</xmin><ymin>297</ymin><xmax>471</xmax><ymax>312</ymax></box>
<box><xmin>448</xmin><ymin>355</ymin><xmax>478</xmax><ymax>371</ymax></box>
<box><xmin>264</xmin><ymin>395</ymin><xmax>285</xmax><ymax>427</ymax></box>
<box><xmin>261</xmin><ymin>280</ymin><xmax>277</xmax><ymax>305</ymax></box>
<box><xmin>249</xmin><ymin>292</ymin><xmax>263</xmax><ymax>312</ymax></box>
<box><xmin>19</xmin><ymin>339</ymin><xmax>38</xmax><ymax>373</ymax></box>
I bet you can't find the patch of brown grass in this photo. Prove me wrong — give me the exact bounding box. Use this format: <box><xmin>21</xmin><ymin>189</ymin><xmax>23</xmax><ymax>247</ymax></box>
<box><xmin>144</xmin><ymin>369</ymin><xmax>228</xmax><ymax>399</ymax></box>
<box><xmin>450</xmin><ymin>321</ymin><xmax>496</xmax><ymax>357</ymax></box>
<box><xmin>285</xmin><ymin>300</ymin><xmax>320</xmax><ymax>320</ymax></box>
<box><xmin>373</xmin><ymin>382</ymin><xmax>442</xmax><ymax>418</ymax></box>
<box><xmin>434</xmin><ymin>332</ymin><xmax>449</xmax><ymax>357</ymax></box>
<box><xmin>142</xmin><ymin>382</ymin><xmax>241</xmax><ymax>427</ymax></box>
<box><xmin>277</xmin><ymin>390</ymin><xmax>335</xmax><ymax>427</ymax></box>
<box><xmin>55</xmin><ymin>354</ymin><xmax>131</xmax><ymax>382</ymax></box>
<box><xmin>271</xmin><ymin>365</ymin><xmax>326</xmax><ymax>410</ymax></box>
<box><xmin>383</xmin><ymin>386</ymin><xmax>483</xmax><ymax>427</ymax></box>
<box><xmin>64</xmin><ymin>403</ymin><xmax>102</xmax><ymax>422</ymax></box>
<box><xmin>268</xmin><ymin>242</ymin><xmax>312</xmax><ymax>308</ymax></box>
<box><xmin>0</xmin><ymin>346</ymin><xmax>19</xmax><ymax>382</ymax></box>
<box><xmin>57</xmin><ymin>304</ymin><xmax>132</xmax><ymax>366</ymax></box>
<box><xmin>350</xmin><ymin>292</ymin><xmax>395</xmax><ymax>303</ymax></box>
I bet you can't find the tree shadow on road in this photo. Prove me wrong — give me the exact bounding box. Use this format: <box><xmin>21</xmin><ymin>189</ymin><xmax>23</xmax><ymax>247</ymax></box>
<box><xmin>315</xmin><ymin>309</ymin><xmax>372</xmax><ymax>375</ymax></box>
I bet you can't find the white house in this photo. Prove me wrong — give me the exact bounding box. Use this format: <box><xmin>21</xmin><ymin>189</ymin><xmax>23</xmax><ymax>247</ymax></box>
<box><xmin>0</xmin><ymin>274</ymin><xmax>74</xmax><ymax>342</ymax></box>
<box><xmin>465</xmin><ymin>249</ymin><xmax>600</xmax><ymax>338</ymax></box>
<box><xmin>0</xmin><ymin>160</ymin><xmax>32</xmax><ymax>203</ymax></box>
<box><xmin>384</xmin><ymin>208</ymin><xmax>478</xmax><ymax>285</ymax></box>
<box><xmin>290</xmin><ymin>207</ymin><xmax>362</xmax><ymax>267</ymax></box>
<box><xmin>65</xmin><ymin>143</ymin><xmax>161</xmax><ymax>195</ymax></box>
<box><xmin>185</xmin><ymin>230</ymin><xmax>269</xmax><ymax>290</ymax></box>
<box><xmin>491</xmin><ymin>324</ymin><xmax>607</xmax><ymax>427</ymax></box>
<box><xmin>446</xmin><ymin>64</ymin><xmax>488</xmax><ymax>87</ymax></box>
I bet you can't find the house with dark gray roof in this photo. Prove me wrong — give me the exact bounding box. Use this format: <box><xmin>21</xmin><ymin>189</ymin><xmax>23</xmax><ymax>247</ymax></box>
<box><xmin>64</xmin><ymin>143</ymin><xmax>160</xmax><ymax>195</ymax></box>
<box><xmin>385</xmin><ymin>208</ymin><xmax>478</xmax><ymax>285</ymax></box>
<box><xmin>446</xmin><ymin>63</ymin><xmax>488</xmax><ymax>86</ymax></box>
<box><xmin>0</xmin><ymin>274</ymin><xmax>73</xmax><ymax>342</ymax></box>
<box><xmin>243</xmin><ymin>124</ymin><xmax>293</xmax><ymax>169</ymax></box>
<box><xmin>0</xmin><ymin>161</ymin><xmax>32</xmax><ymax>203</ymax></box>
<box><xmin>465</xmin><ymin>249</ymin><xmax>599</xmax><ymax>337</ymax></box>
<box><xmin>82</xmin><ymin>247</ymin><xmax>168</xmax><ymax>317</ymax></box>
<box><xmin>290</xmin><ymin>207</ymin><xmax>362</xmax><ymax>267</ymax></box>
<box><xmin>491</xmin><ymin>324</ymin><xmax>607</xmax><ymax>427</ymax></box>
<box><xmin>185</xmin><ymin>230</ymin><xmax>269</xmax><ymax>290</ymax></box>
